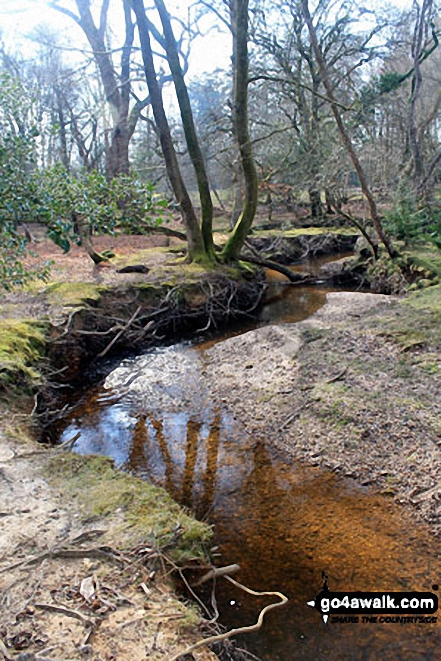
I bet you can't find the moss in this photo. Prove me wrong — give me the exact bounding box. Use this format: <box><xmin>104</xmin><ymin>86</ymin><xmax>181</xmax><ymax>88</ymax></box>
<box><xmin>406</xmin><ymin>248</ymin><xmax>441</xmax><ymax>279</ymax></box>
<box><xmin>372</xmin><ymin>284</ymin><xmax>441</xmax><ymax>349</ymax></box>
<box><xmin>45</xmin><ymin>282</ymin><xmax>104</xmax><ymax>307</ymax></box>
<box><xmin>0</xmin><ymin>319</ymin><xmax>47</xmax><ymax>389</ymax></box>
<box><xmin>252</xmin><ymin>227</ymin><xmax>358</xmax><ymax>238</ymax></box>
<box><xmin>113</xmin><ymin>247</ymin><xmax>172</xmax><ymax>268</ymax></box>
<box><xmin>47</xmin><ymin>453</ymin><xmax>212</xmax><ymax>563</ymax></box>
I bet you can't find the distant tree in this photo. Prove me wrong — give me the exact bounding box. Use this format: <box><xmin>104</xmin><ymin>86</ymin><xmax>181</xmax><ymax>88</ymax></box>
<box><xmin>50</xmin><ymin>0</ymin><xmax>150</xmax><ymax>179</ymax></box>
<box><xmin>300</xmin><ymin>0</ymin><xmax>398</xmax><ymax>258</ymax></box>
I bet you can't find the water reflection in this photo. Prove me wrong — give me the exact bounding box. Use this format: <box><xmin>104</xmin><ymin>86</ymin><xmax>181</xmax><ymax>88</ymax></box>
<box><xmin>61</xmin><ymin>249</ymin><xmax>440</xmax><ymax>660</ymax></box>
<box><xmin>61</xmin><ymin>341</ymin><xmax>440</xmax><ymax>660</ymax></box>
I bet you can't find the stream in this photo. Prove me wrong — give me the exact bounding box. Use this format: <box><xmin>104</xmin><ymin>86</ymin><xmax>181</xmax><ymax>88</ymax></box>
<box><xmin>59</xmin><ymin>255</ymin><xmax>440</xmax><ymax>660</ymax></box>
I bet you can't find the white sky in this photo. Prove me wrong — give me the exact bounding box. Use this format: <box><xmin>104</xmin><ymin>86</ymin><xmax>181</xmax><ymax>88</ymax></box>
<box><xmin>0</xmin><ymin>0</ymin><xmax>232</xmax><ymax>79</ymax></box>
<box><xmin>0</xmin><ymin>0</ymin><xmax>414</xmax><ymax>76</ymax></box>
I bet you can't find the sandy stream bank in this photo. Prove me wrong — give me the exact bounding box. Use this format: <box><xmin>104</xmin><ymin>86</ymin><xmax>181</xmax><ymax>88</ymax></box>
<box><xmin>1</xmin><ymin>282</ymin><xmax>441</xmax><ymax>661</ymax></box>
<box><xmin>202</xmin><ymin>291</ymin><xmax>441</xmax><ymax>538</ymax></box>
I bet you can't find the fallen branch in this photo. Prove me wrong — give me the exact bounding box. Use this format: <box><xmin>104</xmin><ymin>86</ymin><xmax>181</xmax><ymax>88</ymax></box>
<box><xmin>0</xmin><ymin>546</ymin><xmax>126</xmax><ymax>574</ymax></box>
<box><xmin>57</xmin><ymin>431</ymin><xmax>81</xmax><ymax>451</ymax></box>
<box><xmin>34</xmin><ymin>602</ymin><xmax>95</xmax><ymax>627</ymax></box>
<box><xmin>239</xmin><ymin>254</ymin><xmax>310</xmax><ymax>283</ymax></box>
<box><xmin>169</xmin><ymin>576</ymin><xmax>288</xmax><ymax>661</ymax></box>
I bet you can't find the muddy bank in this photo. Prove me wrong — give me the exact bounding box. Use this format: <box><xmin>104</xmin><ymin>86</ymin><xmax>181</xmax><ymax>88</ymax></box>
<box><xmin>202</xmin><ymin>289</ymin><xmax>441</xmax><ymax>537</ymax></box>
<box><xmin>44</xmin><ymin>272</ymin><xmax>264</xmax><ymax>386</ymax></box>
<box><xmin>0</xmin><ymin>264</ymin><xmax>268</xmax><ymax>661</ymax></box>
<box><xmin>247</xmin><ymin>230</ymin><xmax>358</xmax><ymax>264</ymax></box>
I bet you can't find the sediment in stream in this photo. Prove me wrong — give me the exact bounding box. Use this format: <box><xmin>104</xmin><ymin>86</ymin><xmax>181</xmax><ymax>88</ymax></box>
<box><xmin>202</xmin><ymin>289</ymin><xmax>441</xmax><ymax>537</ymax></box>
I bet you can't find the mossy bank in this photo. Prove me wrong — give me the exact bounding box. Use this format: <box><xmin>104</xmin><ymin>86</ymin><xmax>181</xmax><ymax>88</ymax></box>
<box><xmin>0</xmin><ymin>263</ymin><xmax>265</xmax><ymax>661</ymax></box>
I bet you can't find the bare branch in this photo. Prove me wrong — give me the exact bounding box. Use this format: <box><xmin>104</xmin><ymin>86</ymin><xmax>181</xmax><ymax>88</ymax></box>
<box><xmin>49</xmin><ymin>1</ymin><xmax>81</xmax><ymax>24</ymax></box>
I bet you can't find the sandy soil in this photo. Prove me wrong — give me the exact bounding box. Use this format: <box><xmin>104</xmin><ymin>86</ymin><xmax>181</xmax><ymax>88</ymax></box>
<box><xmin>0</xmin><ymin>420</ymin><xmax>219</xmax><ymax>661</ymax></box>
<box><xmin>203</xmin><ymin>292</ymin><xmax>441</xmax><ymax>538</ymax></box>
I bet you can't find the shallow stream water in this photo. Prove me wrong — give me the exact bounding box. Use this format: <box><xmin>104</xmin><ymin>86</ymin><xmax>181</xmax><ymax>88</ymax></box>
<box><xmin>60</xmin><ymin>257</ymin><xmax>440</xmax><ymax>660</ymax></box>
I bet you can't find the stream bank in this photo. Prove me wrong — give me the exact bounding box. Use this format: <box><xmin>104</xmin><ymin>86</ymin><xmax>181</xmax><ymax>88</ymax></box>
<box><xmin>2</xmin><ymin>231</ymin><xmax>436</xmax><ymax>659</ymax></box>
<box><xmin>58</xmin><ymin>285</ymin><xmax>441</xmax><ymax>660</ymax></box>
<box><xmin>203</xmin><ymin>288</ymin><xmax>441</xmax><ymax>536</ymax></box>
<box><xmin>0</xmin><ymin>256</ymin><xmax>272</xmax><ymax>661</ymax></box>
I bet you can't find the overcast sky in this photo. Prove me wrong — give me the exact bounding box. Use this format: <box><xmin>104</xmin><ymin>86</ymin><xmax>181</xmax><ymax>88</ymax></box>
<box><xmin>0</xmin><ymin>0</ymin><xmax>232</xmax><ymax>79</ymax></box>
<box><xmin>0</xmin><ymin>0</ymin><xmax>416</xmax><ymax>97</ymax></box>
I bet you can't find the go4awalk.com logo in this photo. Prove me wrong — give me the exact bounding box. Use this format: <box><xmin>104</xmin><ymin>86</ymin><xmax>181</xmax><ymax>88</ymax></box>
<box><xmin>307</xmin><ymin>574</ymin><xmax>438</xmax><ymax>625</ymax></box>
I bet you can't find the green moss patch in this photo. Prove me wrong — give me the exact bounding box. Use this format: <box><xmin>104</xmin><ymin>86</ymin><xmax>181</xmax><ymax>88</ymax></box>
<box><xmin>45</xmin><ymin>282</ymin><xmax>104</xmax><ymax>307</ymax></box>
<box><xmin>0</xmin><ymin>319</ymin><xmax>47</xmax><ymax>389</ymax></box>
<box><xmin>376</xmin><ymin>284</ymin><xmax>441</xmax><ymax>349</ymax></box>
<box><xmin>252</xmin><ymin>227</ymin><xmax>358</xmax><ymax>238</ymax></box>
<box><xmin>48</xmin><ymin>453</ymin><xmax>212</xmax><ymax>563</ymax></box>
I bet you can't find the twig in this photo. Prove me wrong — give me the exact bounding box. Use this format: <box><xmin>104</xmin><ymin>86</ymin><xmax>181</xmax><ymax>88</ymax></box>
<box><xmin>278</xmin><ymin>410</ymin><xmax>300</xmax><ymax>432</ymax></box>
<box><xmin>68</xmin><ymin>529</ymin><xmax>107</xmax><ymax>545</ymax></box>
<box><xmin>149</xmin><ymin>621</ymin><xmax>162</xmax><ymax>654</ymax></box>
<box><xmin>116</xmin><ymin>613</ymin><xmax>148</xmax><ymax>630</ymax></box>
<box><xmin>139</xmin><ymin>582</ymin><xmax>151</xmax><ymax>598</ymax></box>
<box><xmin>168</xmin><ymin>576</ymin><xmax>288</xmax><ymax>661</ymax></box>
<box><xmin>325</xmin><ymin>366</ymin><xmax>348</xmax><ymax>383</ymax></box>
<box><xmin>34</xmin><ymin>602</ymin><xmax>95</xmax><ymax>627</ymax></box>
<box><xmin>97</xmin><ymin>306</ymin><xmax>142</xmax><ymax>358</ymax></box>
<box><xmin>57</xmin><ymin>431</ymin><xmax>81</xmax><ymax>451</ymax></box>
<box><xmin>192</xmin><ymin>564</ymin><xmax>241</xmax><ymax>587</ymax></box>
<box><xmin>0</xmin><ymin>639</ymin><xmax>13</xmax><ymax>661</ymax></box>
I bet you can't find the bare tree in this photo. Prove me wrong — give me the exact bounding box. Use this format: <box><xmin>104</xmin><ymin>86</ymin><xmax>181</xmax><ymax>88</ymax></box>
<box><xmin>222</xmin><ymin>0</ymin><xmax>258</xmax><ymax>261</ymax></box>
<box><xmin>300</xmin><ymin>0</ymin><xmax>397</xmax><ymax>258</ymax></box>
<box><xmin>153</xmin><ymin>0</ymin><xmax>215</xmax><ymax>259</ymax></box>
<box><xmin>50</xmin><ymin>0</ymin><xmax>149</xmax><ymax>178</ymax></box>
<box><xmin>406</xmin><ymin>0</ymin><xmax>440</xmax><ymax>202</ymax></box>
<box><xmin>131</xmin><ymin>0</ymin><xmax>207</xmax><ymax>262</ymax></box>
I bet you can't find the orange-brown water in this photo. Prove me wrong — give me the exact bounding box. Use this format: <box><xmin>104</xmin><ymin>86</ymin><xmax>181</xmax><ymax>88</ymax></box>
<box><xmin>59</xmin><ymin>259</ymin><xmax>440</xmax><ymax>660</ymax></box>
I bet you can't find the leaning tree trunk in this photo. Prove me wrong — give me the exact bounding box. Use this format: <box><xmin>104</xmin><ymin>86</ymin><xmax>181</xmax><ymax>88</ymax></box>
<box><xmin>222</xmin><ymin>0</ymin><xmax>258</xmax><ymax>262</ymax></box>
<box><xmin>73</xmin><ymin>212</ymin><xmax>108</xmax><ymax>264</ymax></box>
<box><xmin>131</xmin><ymin>0</ymin><xmax>207</xmax><ymax>262</ymax></box>
<box><xmin>300</xmin><ymin>0</ymin><xmax>397</xmax><ymax>260</ymax></box>
<box><xmin>154</xmin><ymin>0</ymin><xmax>215</xmax><ymax>260</ymax></box>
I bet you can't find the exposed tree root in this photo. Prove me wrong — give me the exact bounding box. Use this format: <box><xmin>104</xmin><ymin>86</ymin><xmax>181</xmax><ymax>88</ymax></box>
<box><xmin>239</xmin><ymin>254</ymin><xmax>310</xmax><ymax>282</ymax></box>
<box><xmin>169</xmin><ymin>575</ymin><xmax>288</xmax><ymax>661</ymax></box>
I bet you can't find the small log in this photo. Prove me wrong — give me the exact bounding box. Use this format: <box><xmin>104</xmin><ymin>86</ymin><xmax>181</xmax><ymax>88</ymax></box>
<box><xmin>117</xmin><ymin>265</ymin><xmax>150</xmax><ymax>274</ymax></box>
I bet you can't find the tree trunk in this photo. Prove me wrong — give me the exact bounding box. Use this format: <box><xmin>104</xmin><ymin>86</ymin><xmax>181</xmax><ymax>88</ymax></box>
<box><xmin>105</xmin><ymin>125</ymin><xmax>131</xmax><ymax>179</ymax></box>
<box><xmin>131</xmin><ymin>0</ymin><xmax>206</xmax><ymax>262</ymax></box>
<box><xmin>230</xmin><ymin>159</ymin><xmax>244</xmax><ymax>228</ymax></box>
<box><xmin>300</xmin><ymin>0</ymin><xmax>397</xmax><ymax>259</ymax></box>
<box><xmin>154</xmin><ymin>0</ymin><xmax>215</xmax><ymax>260</ymax></box>
<box><xmin>222</xmin><ymin>0</ymin><xmax>258</xmax><ymax>262</ymax></box>
<box><xmin>309</xmin><ymin>188</ymin><xmax>323</xmax><ymax>219</ymax></box>
<box><xmin>52</xmin><ymin>0</ymin><xmax>138</xmax><ymax>179</ymax></box>
<box><xmin>325</xmin><ymin>189</ymin><xmax>335</xmax><ymax>214</ymax></box>
<box><xmin>73</xmin><ymin>212</ymin><xmax>108</xmax><ymax>264</ymax></box>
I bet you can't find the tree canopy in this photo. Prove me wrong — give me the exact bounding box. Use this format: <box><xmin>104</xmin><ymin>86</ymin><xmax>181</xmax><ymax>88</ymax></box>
<box><xmin>0</xmin><ymin>0</ymin><xmax>440</xmax><ymax>287</ymax></box>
